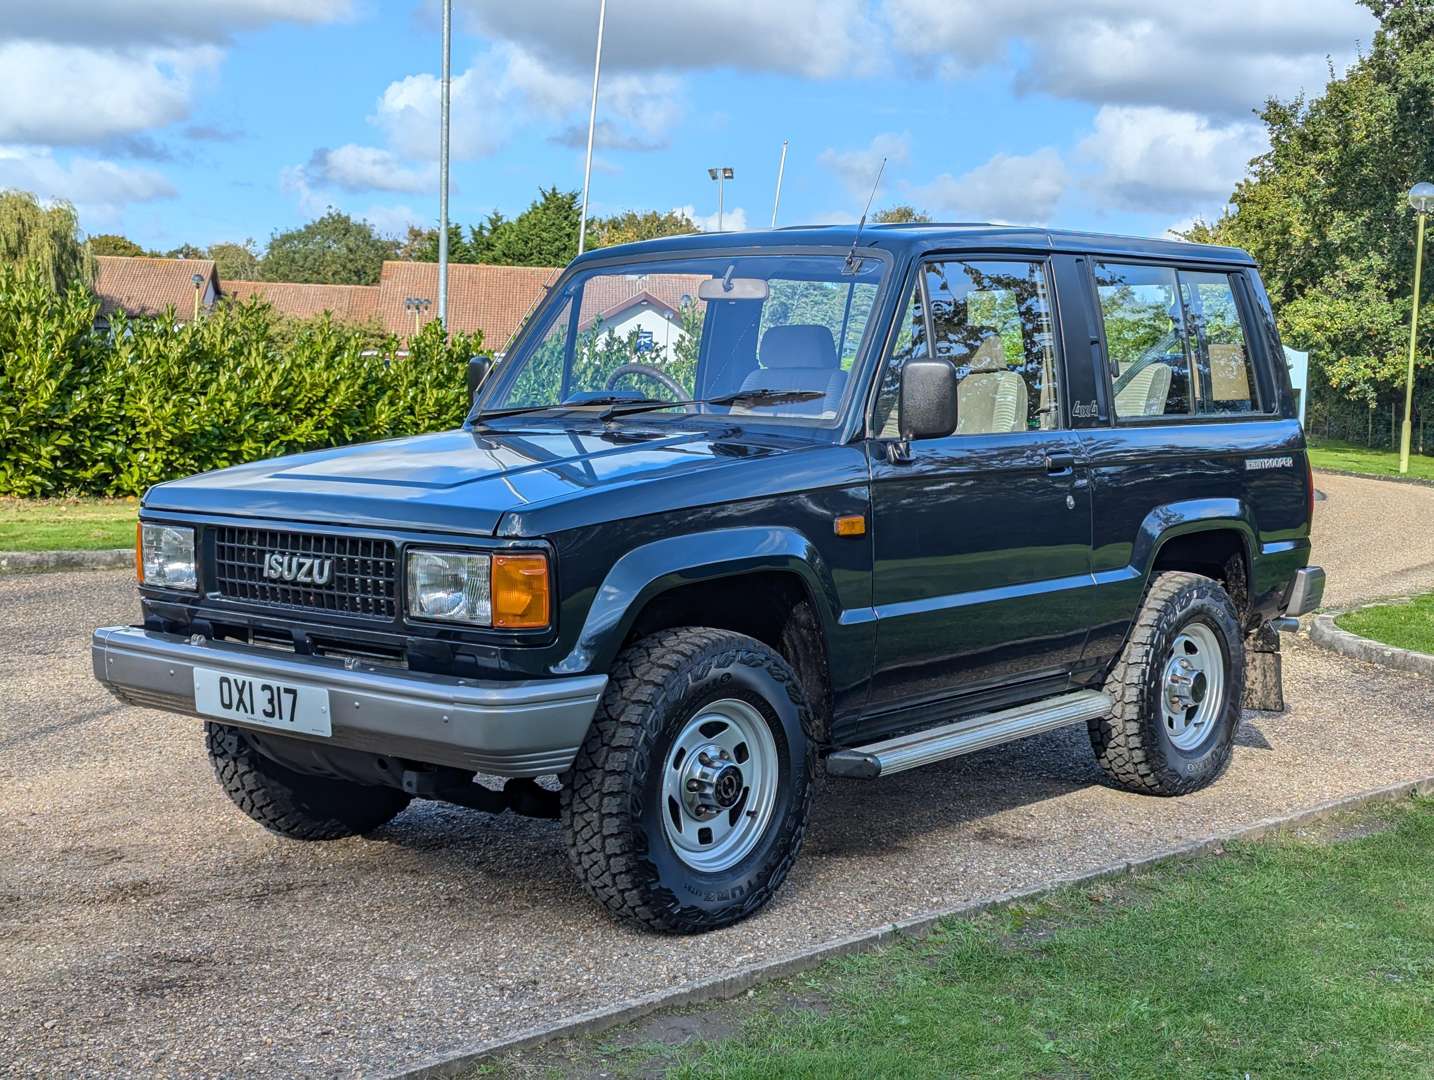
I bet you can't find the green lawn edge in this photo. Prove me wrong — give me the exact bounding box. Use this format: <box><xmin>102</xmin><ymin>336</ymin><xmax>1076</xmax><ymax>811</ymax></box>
<box><xmin>0</xmin><ymin>498</ymin><xmax>137</xmax><ymax>552</ymax></box>
<box><xmin>1308</xmin><ymin>437</ymin><xmax>1434</xmax><ymax>482</ymax></box>
<box><xmin>1336</xmin><ymin>593</ymin><xmax>1434</xmax><ymax>654</ymax></box>
<box><xmin>483</xmin><ymin>796</ymin><xmax>1434</xmax><ymax>1079</ymax></box>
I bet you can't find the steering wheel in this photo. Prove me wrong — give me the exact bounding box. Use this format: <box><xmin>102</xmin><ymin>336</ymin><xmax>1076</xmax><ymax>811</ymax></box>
<box><xmin>604</xmin><ymin>363</ymin><xmax>689</xmax><ymax>404</ymax></box>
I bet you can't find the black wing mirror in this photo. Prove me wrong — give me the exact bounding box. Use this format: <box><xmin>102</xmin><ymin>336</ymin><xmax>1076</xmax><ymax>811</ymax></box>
<box><xmin>899</xmin><ymin>358</ymin><xmax>959</xmax><ymax>441</ymax></box>
<box><xmin>466</xmin><ymin>356</ymin><xmax>492</xmax><ymax>405</ymax></box>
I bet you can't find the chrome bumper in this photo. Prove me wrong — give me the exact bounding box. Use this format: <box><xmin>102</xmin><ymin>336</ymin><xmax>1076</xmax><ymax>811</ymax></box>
<box><xmin>1284</xmin><ymin>565</ymin><xmax>1326</xmax><ymax>617</ymax></box>
<box><xmin>91</xmin><ymin>626</ymin><xmax>607</xmax><ymax>777</ymax></box>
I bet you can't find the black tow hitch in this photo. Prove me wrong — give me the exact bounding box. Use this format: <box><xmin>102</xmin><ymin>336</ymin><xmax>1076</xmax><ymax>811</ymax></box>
<box><xmin>399</xmin><ymin>767</ymin><xmax>560</xmax><ymax>819</ymax></box>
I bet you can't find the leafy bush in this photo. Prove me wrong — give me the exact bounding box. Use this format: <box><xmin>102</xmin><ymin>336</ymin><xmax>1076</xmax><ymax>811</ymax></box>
<box><xmin>0</xmin><ymin>265</ymin><xmax>484</xmax><ymax>497</ymax></box>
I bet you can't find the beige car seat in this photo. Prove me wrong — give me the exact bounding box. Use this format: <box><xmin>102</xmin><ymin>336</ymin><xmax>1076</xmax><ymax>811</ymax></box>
<box><xmin>1115</xmin><ymin>362</ymin><xmax>1173</xmax><ymax>417</ymax></box>
<box><xmin>956</xmin><ymin>336</ymin><xmax>1028</xmax><ymax>434</ymax></box>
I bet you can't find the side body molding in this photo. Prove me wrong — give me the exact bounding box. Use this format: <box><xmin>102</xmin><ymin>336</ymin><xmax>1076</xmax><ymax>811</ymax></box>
<box><xmin>551</xmin><ymin>526</ymin><xmax>850</xmax><ymax>677</ymax></box>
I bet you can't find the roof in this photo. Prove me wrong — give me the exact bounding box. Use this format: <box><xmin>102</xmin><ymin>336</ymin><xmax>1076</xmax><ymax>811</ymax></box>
<box><xmin>571</xmin><ymin>222</ymin><xmax>1255</xmax><ymax>267</ymax></box>
<box><xmin>224</xmin><ymin>280</ymin><xmax>379</xmax><ymax>323</ymax></box>
<box><xmin>576</xmin><ymin>288</ymin><xmax>683</xmax><ymax>332</ymax></box>
<box><xmin>94</xmin><ymin>255</ymin><xmax>217</xmax><ymax>319</ymax></box>
<box><xmin>375</xmin><ymin>261</ymin><xmax>559</xmax><ymax>350</ymax></box>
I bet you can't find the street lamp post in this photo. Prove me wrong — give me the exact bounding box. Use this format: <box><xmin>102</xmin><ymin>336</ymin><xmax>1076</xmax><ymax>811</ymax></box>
<box><xmin>191</xmin><ymin>273</ymin><xmax>205</xmax><ymax>322</ymax></box>
<box><xmin>1400</xmin><ymin>182</ymin><xmax>1434</xmax><ymax>474</ymax></box>
<box><xmin>405</xmin><ymin>296</ymin><xmax>432</xmax><ymax>337</ymax></box>
<box><xmin>707</xmin><ymin>166</ymin><xmax>734</xmax><ymax>231</ymax></box>
<box><xmin>437</xmin><ymin>0</ymin><xmax>451</xmax><ymax>330</ymax></box>
<box><xmin>576</xmin><ymin>0</ymin><xmax>607</xmax><ymax>256</ymax></box>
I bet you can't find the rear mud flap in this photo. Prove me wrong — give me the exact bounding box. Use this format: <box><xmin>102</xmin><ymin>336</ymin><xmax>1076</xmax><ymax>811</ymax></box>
<box><xmin>1242</xmin><ymin>622</ymin><xmax>1285</xmax><ymax>713</ymax></box>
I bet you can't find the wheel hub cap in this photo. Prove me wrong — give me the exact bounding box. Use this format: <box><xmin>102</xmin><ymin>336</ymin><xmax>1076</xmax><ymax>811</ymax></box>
<box><xmin>1161</xmin><ymin>622</ymin><xmax>1226</xmax><ymax>752</ymax></box>
<box><xmin>660</xmin><ymin>699</ymin><xmax>779</xmax><ymax>873</ymax></box>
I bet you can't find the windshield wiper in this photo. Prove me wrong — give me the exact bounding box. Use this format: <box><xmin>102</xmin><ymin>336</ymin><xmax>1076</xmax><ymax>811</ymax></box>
<box><xmin>598</xmin><ymin>388</ymin><xmax>826</xmax><ymax>420</ymax></box>
<box><xmin>473</xmin><ymin>395</ymin><xmax>670</xmax><ymax>426</ymax></box>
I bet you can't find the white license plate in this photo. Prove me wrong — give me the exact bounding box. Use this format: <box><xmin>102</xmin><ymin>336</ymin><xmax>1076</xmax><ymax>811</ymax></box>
<box><xmin>193</xmin><ymin>667</ymin><xmax>331</xmax><ymax>737</ymax></box>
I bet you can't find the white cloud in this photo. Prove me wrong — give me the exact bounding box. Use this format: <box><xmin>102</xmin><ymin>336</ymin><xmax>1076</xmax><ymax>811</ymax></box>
<box><xmin>673</xmin><ymin>203</ymin><xmax>749</xmax><ymax>233</ymax></box>
<box><xmin>818</xmin><ymin>132</ymin><xmax>911</xmax><ymax>199</ymax></box>
<box><xmin>909</xmin><ymin>148</ymin><xmax>1068</xmax><ymax>224</ymax></box>
<box><xmin>303</xmin><ymin>144</ymin><xmax>436</xmax><ymax>194</ymax></box>
<box><xmin>1076</xmin><ymin>106</ymin><xmax>1265</xmax><ymax>215</ymax></box>
<box><xmin>459</xmin><ymin>0</ymin><xmax>879</xmax><ymax>79</ymax></box>
<box><xmin>882</xmin><ymin>0</ymin><xmax>1374</xmax><ymax>117</ymax></box>
<box><xmin>361</xmin><ymin>204</ymin><xmax>426</xmax><ymax>238</ymax></box>
<box><xmin>0</xmin><ymin>41</ymin><xmax>220</xmax><ymax>145</ymax></box>
<box><xmin>6</xmin><ymin>1</ymin><xmax>354</xmax><ymax>46</ymax></box>
<box><xmin>0</xmin><ymin>146</ymin><xmax>174</xmax><ymax>227</ymax></box>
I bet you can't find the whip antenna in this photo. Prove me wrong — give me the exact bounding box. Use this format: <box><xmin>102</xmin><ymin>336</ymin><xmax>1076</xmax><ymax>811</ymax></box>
<box><xmin>844</xmin><ymin>156</ymin><xmax>886</xmax><ymax>273</ymax></box>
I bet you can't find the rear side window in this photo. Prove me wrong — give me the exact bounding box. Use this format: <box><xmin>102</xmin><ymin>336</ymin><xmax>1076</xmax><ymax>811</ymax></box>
<box><xmin>1094</xmin><ymin>261</ymin><xmax>1260</xmax><ymax>420</ymax></box>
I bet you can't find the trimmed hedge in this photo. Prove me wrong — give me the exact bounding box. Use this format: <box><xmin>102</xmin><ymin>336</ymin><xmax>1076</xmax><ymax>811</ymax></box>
<box><xmin>0</xmin><ymin>267</ymin><xmax>484</xmax><ymax>497</ymax></box>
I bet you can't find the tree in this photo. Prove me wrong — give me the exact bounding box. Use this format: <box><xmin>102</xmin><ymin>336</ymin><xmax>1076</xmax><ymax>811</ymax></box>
<box><xmin>587</xmin><ymin>208</ymin><xmax>697</xmax><ymax>248</ymax></box>
<box><xmin>259</xmin><ymin>210</ymin><xmax>399</xmax><ymax>285</ymax></box>
<box><xmin>88</xmin><ymin>233</ymin><xmax>145</xmax><ymax>257</ymax></box>
<box><xmin>207</xmin><ymin>240</ymin><xmax>261</xmax><ymax>281</ymax></box>
<box><xmin>873</xmin><ymin>205</ymin><xmax>932</xmax><ymax>224</ymax></box>
<box><xmin>162</xmin><ymin>243</ymin><xmax>206</xmax><ymax>260</ymax></box>
<box><xmin>484</xmin><ymin>187</ymin><xmax>581</xmax><ymax>267</ymax></box>
<box><xmin>0</xmin><ymin>189</ymin><xmax>93</xmax><ymax>292</ymax></box>
<box><xmin>1202</xmin><ymin>0</ymin><xmax>1434</xmax><ymax>432</ymax></box>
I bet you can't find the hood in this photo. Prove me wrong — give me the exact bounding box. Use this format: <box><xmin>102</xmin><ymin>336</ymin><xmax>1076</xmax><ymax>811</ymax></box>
<box><xmin>142</xmin><ymin>424</ymin><xmax>803</xmax><ymax>536</ymax></box>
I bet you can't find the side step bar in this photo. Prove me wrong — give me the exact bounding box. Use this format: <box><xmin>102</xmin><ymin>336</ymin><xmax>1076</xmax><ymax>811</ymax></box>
<box><xmin>825</xmin><ymin>689</ymin><xmax>1112</xmax><ymax>779</ymax></box>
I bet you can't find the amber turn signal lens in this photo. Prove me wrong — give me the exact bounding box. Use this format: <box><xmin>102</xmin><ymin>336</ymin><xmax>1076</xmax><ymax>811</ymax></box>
<box><xmin>491</xmin><ymin>553</ymin><xmax>550</xmax><ymax>629</ymax></box>
<box><xmin>833</xmin><ymin>514</ymin><xmax>866</xmax><ymax>537</ymax></box>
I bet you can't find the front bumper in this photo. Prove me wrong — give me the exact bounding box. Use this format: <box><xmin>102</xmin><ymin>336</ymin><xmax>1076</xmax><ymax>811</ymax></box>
<box><xmin>92</xmin><ymin>626</ymin><xmax>606</xmax><ymax>777</ymax></box>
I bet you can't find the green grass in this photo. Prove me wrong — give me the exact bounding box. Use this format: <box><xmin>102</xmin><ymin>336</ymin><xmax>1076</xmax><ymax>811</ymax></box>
<box><xmin>492</xmin><ymin>798</ymin><xmax>1434</xmax><ymax>1079</ymax></box>
<box><xmin>0</xmin><ymin>497</ymin><xmax>137</xmax><ymax>551</ymax></box>
<box><xmin>1337</xmin><ymin>593</ymin><xmax>1434</xmax><ymax>654</ymax></box>
<box><xmin>1307</xmin><ymin>436</ymin><xmax>1434</xmax><ymax>481</ymax></box>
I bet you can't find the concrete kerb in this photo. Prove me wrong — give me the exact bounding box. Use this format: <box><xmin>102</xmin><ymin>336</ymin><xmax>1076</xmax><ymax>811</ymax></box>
<box><xmin>387</xmin><ymin>774</ymin><xmax>1434</xmax><ymax>1080</ymax></box>
<box><xmin>0</xmin><ymin>549</ymin><xmax>130</xmax><ymax>575</ymax></box>
<box><xmin>1309</xmin><ymin>609</ymin><xmax>1434</xmax><ymax>677</ymax></box>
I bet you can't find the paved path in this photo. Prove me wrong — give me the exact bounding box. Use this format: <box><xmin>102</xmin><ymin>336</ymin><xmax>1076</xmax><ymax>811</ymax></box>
<box><xmin>1311</xmin><ymin>470</ymin><xmax>1434</xmax><ymax>608</ymax></box>
<box><xmin>3</xmin><ymin>472</ymin><xmax>1432</xmax><ymax>1078</ymax></box>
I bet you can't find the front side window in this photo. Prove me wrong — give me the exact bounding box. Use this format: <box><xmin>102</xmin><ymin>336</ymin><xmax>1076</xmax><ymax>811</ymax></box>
<box><xmin>480</xmin><ymin>253</ymin><xmax>887</xmax><ymax>426</ymax></box>
<box><xmin>1096</xmin><ymin>262</ymin><xmax>1260</xmax><ymax>420</ymax></box>
<box><xmin>875</xmin><ymin>259</ymin><xmax>1060</xmax><ymax>437</ymax></box>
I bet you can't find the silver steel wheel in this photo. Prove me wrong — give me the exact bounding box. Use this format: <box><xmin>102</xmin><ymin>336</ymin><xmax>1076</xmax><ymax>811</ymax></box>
<box><xmin>1161</xmin><ymin>621</ymin><xmax>1227</xmax><ymax>751</ymax></box>
<box><xmin>659</xmin><ymin>697</ymin><xmax>779</xmax><ymax>873</ymax></box>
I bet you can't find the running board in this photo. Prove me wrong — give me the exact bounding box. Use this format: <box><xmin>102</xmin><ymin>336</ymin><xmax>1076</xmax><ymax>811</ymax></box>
<box><xmin>825</xmin><ymin>689</ymin><xmax>1112</xmax><ymax>779</ymax></box>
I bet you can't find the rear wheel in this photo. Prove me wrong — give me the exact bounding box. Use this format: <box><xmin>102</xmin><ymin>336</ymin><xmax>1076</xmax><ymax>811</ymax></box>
<box><xmin>205</xmin><ymin>723</ymin><xmax>411</xmax><ymax>840</ymax></box>
<box><xmin>562</xmin><ymin>627</ymin><xmax>814</xmax><ymax>933</ymax></box>
<box><xmin>1089</xmin><ymin>572</ymin><xmax>1244</xmax><ymax>796</ymax></box>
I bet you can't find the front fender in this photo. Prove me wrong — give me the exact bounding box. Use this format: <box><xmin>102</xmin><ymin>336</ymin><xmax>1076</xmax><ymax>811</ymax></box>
<box><xmin>551</xmin><ymin>526</ymin><xmax>842</xmax><ymax>676</ymax></box>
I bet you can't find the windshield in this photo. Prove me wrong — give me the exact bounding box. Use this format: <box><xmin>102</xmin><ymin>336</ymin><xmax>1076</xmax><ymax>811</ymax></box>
<box><xmin>476</xmin><ymin>253</ymin><xmax>887</xmax><ymax>426</ymax></box>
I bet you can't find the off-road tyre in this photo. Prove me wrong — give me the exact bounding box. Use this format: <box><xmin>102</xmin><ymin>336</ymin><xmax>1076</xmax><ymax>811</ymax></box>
<box><xmin>562</xmin><ymin>627</ymin><xmax>815</xmax><ymax>934</ymax></box>
<box><xmin>1088</xmin><ymin>571</ymin><xmax>1244</xmax><ymax>796</ymax></box>
<box><xmin>205</xmin><ymin>722</ymin><xmax>411</xmax><ymax>840</ymax></box>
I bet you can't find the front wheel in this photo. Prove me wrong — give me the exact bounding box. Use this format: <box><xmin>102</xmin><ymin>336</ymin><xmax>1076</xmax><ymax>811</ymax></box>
<box><xmin>1088</xmin><ymin>571</ymin><xmax>1245</xmax><ymax>796</ymax></box>
<box><xmin>562</xmin><ymin>627</ymin><xmax>814</xmax><ymax>933</ymax></box>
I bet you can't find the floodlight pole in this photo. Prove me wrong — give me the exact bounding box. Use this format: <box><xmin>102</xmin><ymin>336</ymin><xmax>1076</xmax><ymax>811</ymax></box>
<box><xmin>772</xmin><ymin>140</ymin><xmax>788</xmax><ymax>227</ymax></box>
<box><xmin>576</xmin><ymin>0</ymin><xmax>607</xmax><ymax>256</ymax></box>
<box><xmin>1401</xmin><ymin>208</ymin><xmax>1428</xmax><ymax>473</ymax></box>
<box><xmin>437</xmin><ymin>0</ymin><xmax>451</xmax><ymax>330</ymax></box>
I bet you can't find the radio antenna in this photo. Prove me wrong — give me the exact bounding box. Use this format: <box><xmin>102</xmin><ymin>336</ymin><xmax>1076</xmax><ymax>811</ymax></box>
<box><xmin>844</xmin><ymin>156</ymin><xmax>886</xmax><ymax>273</ymax></box>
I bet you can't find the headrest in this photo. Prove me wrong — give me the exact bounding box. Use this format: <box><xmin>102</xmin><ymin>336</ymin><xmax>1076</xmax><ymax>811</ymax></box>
<box><xmin>759</xmin><ymin>324</ymin><xmax>839</xmax><ymax>370</ymax></box>
<box><xmin>966</xmin><ymin>335</ymin><xmax>1008</xmax><ymax>373</ymax></box>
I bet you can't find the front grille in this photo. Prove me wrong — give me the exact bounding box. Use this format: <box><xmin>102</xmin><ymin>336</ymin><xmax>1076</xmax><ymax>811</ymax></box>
<box><xmin>212</xmin><ymin>527</ymin><xmax>398</xmax><ymax>620</ymax></box>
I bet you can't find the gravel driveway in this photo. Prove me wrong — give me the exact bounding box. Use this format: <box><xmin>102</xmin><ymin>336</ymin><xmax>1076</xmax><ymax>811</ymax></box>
<box><xmin>3</xmin><ymin>472</ymin><xmax>1432</xmax><ymax>1078</ymax></box>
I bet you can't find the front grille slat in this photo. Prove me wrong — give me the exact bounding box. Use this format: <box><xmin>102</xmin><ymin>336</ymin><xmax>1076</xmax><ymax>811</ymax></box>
<box><xmin>212</xmin><ymin>527</ymin><xmax>398</xmax><ymax>621</ymax></box>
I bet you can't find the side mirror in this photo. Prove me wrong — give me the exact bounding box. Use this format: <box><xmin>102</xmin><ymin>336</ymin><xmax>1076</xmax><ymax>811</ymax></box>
<box><xmin>466</xmin><ymin>356</ymin><xmax>492</xmax><ymax>405</ymax></box>
<box><xmin>899</xmin><ymin>358</ymin><xmax>959</xmax><ymax>440</ymax></box>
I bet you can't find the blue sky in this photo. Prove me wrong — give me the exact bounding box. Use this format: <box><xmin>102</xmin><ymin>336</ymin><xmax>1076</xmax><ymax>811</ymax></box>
<box><xmin>0</xmin><ymin>1</ymin><xmax>1379</xmax><ymax>255</ymax></box>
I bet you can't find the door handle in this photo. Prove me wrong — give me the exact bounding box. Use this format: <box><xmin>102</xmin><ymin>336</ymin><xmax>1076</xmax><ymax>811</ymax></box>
<box><xmin>1045</xmin><ymin>451</ymin><xmax>1076</xmax><ymax>474</ymax></box>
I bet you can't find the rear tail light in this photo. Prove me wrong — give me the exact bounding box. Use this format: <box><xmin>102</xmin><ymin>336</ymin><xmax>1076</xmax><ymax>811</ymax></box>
<box><xmin>1305</xmin><ymin>453</ymin><xmax>1315</xmax><ymax>523</ymax></box>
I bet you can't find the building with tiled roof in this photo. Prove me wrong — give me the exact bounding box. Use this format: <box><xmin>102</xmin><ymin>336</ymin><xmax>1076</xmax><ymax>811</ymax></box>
<box><xmin>94</xmin><ymin>255</ymin><xmax>218</xmax><ymax>324</ymax></box>
<box><xmin>224</xmin><ymin>280</ymin><xmax>380</xmax><ymax>324</ymax></box>
<box><xmin>373</xmin><ymin>261</ymin><xmax>560</xmax><ymax>352</ymax></box>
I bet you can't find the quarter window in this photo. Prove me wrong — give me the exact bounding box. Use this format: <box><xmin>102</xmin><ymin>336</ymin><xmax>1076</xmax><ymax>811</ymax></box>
<box><xmin>875</xmin><ymin>259</ymin><xmax>1060</xmax><ymax>437</ymax></box>
<box><xmin>1094</xmin><ymin>262</ymin><xmax>1260</xmax><ymax>420</ymax></box>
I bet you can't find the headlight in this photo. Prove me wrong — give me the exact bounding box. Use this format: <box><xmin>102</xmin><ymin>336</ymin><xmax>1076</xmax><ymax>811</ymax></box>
<box><xmin>138</xmin><ymin>523</ymin><xmax>197</xmax><ymax>591</ymax></box>
<box><xmin>406</xmin><ymin>550</ymin><xmax>550</xmax><ymax>629</ymax></box>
